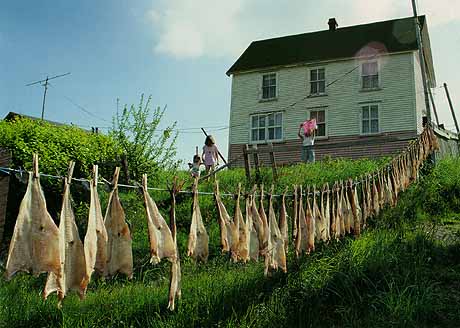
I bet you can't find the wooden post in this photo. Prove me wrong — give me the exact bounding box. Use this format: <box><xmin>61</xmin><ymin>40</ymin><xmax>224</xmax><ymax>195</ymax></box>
<box><xmin>443</xmin><ymin>83</ymin><xmax>460</xmax><ymax>135</ymax></box>
<box><xmin>121</xmin><ymin>153</ymin><xmax>130</xmax><ymax>184</ymax></box>
<box><xmin>428</xmin><ymin>88</ymin><xmax>440</xmax><ymax>126</ymax></box>
<box><xmin>252</xmin><ymin>144</ymin><xmax>261</xmax><ymax>185</ymax></box>
<box><xmin>243</xmin><ymin>144</ymin><xmax>251</xmax><ymax>181</ymax></box>
<box><xmin>268</xmin><ymin>143</ymin><xmax>278</xmax><ymax>181</ymax></box>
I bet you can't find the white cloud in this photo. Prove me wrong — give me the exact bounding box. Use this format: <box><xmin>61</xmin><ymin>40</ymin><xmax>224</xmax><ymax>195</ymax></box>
<box><xmin>147</xmin><ymin>0</ymin><xmax>460</xmax><ymax>59</ymax></box>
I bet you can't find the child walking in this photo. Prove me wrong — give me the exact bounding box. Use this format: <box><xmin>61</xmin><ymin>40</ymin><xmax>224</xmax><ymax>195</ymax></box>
<box><xmin>202</xmin><ymin>135</ymin><xmax>219</xmax><ymax>175</ymax></box>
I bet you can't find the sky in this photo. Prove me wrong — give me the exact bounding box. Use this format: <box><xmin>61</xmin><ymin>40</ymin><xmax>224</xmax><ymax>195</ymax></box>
<box><xmin>1</xmin><ymin>0</ymin><xmax>460</xmax><ymax>166</ymax></box>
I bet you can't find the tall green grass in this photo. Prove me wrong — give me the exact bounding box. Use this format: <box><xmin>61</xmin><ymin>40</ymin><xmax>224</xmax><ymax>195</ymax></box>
<box><xmin>1</xmin><ymin>158</ymin><xmax>460</xmax><ymax>327</ymax></box>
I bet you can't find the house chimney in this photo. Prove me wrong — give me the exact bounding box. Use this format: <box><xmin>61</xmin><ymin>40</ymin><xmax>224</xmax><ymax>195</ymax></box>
<box><xmin>328</xmin><ymin>18</ymin><xmax>338</xmax><ymax>31</ymax></box>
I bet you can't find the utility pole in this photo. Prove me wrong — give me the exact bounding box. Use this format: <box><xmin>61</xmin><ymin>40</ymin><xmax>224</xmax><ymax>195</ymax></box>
<box><xmin>443</xmin><ymin>83</ymin><xmax>460</xmax><ymax>135</ymax></box>
<box><xmin>26</xmin><ymin>72</ymin><xmax>71</xmax><ymax>120</ymax></box>
<box><xmin>428</xmin><ymin>88</ymin><xmax>440</xmax><ymax>126</ymax></box>
<box><xmin>411</xmin><ymin>0</ymin><xmax>432</xmax><ymax>124</ymax></box>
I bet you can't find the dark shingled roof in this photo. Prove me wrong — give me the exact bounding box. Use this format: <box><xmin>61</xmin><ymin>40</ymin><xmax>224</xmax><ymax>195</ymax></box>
<box><xmin>226</xmin><ymin>15</ymin><xmax>435</xmax><ymax>84</ymax></box>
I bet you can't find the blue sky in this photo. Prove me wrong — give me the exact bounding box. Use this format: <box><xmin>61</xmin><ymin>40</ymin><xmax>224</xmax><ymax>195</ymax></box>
<box><xmin>1</xmin><ymin>0</ymin><xmax>460</xmax><ymax>165</ymax></box>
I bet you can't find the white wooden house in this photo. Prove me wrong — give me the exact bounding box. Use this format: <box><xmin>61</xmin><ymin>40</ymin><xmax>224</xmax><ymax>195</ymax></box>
<box><xmin>226</xmin><ymin>16</ymin><xmax>436</xmax><ymax>166</ymax></box>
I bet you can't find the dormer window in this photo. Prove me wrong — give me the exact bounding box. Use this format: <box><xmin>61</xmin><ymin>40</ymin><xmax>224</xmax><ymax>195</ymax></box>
<box><xmin>262</xmin><ymin>73</ymin><xmax>277</xmax><ymax>99</ymax></box>
<box><xmin>310</xmin><ymin>68</ymin><xmax>326</xmax><ymax>94</ymax></box>
<box><xmin>362</xmin><ymin>61</ymin><xmax>379</xmax><ymax>89</ymax></box>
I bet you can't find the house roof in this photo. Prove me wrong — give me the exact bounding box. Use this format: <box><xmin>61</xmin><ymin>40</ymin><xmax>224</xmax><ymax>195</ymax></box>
<box><xmin>3</xmin><ymin>112</ymin><xmax>67</xmax><ymax>126</ymax></box>
<box><xmin>226</xmin><ymin>15</ymin><xmax>435</xmax><ymax>85</ymax></box>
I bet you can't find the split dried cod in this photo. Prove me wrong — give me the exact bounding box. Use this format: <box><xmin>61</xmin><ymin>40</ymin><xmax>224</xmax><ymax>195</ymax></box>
<box><xmin>104</xmin><ymin>167</ymin><xmax>133</xmax><ymax>278</ymax></box>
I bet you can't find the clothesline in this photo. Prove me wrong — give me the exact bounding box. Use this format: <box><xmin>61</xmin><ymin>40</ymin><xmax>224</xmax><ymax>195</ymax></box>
<box><xmin>0</xmin><ymin>163</ymin><xmax>386</xmax><ymax>199</ymax></box>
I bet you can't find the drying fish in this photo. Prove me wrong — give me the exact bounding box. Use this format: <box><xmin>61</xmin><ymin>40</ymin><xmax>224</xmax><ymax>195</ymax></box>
<box><xmin>142</xmin><ymin>174</ymin><xmax>176</xmax><ymax>264</ymax></box>
<box><xmin>342</xmin><ymin>184</ymin><xmax>353</xmax><ymax>233</ymax></box>
<box><xmin>187</xmin><ymin>179</ymin><xmax>209</xmax><ymax>262</ymax></box>
<box><xmin>214</xmin><ymin>180</ymin><xmax>235</xmax><ymax>253</ymax></box>
<box><xmin>167</xmin><ymin>258</ymin><xmax>181</xmax><ymax>311</ymax></box>
<box><xmin>335</xmin><ymin>183</ymin><xmax>342</xmax><ymax>239</ymax></box>
<box><xmin>167</xmin><ymin>182</ymin><xmax>181</xmax><ymax>311</ymax></box>
<box><xmin>250</xmin><ymin>186</ymin><xmax>265</xmax><ymax>257</ymax></box>
<box><xmin>265</xmin><ymin>186</ymin><xmax>287</xmax><ymax>275</ymax></box>
<box><xmin>361</xmin><ymin>179</ymin><xmax>368</xmax><ymax>229</ymax></box>
<box><xmin>295</xmin><ymin>186</ymin><xmax>308</xmax><ymax>257</ymax></box>
<box><xmin>229</xmin><ymin>185</ymin><xmax>243</xmax><ymax>262</ymax></box>
<box><xmin>246</xmin><ymin>193</ymin><xmax>259</xmax><ymax>261</ymax></box>
<box><xmin>279</xmin><ymin>187</ymin><xmax>289</xmax><ymax>253</ymax></box>
<box><xmin>320</xmin><ymin>183</ymin><xmax>331</xmax><ymax>241</ymax></box>
<box><xmin>44</xmin><ymin>161</ymin><xmax>88</xmax><ymax>301</ymax></box>
<box><xmin>104</xmin><ymin>167</ymin><xmax>133</xmax><ymax>278</ymax></box>
<box><xmin>372</xmin><ymin>177</ymin><xmax>380</xmax><ymax>217</ymax></box>
<box><xmin>292</xmin><ymin>185</ymin><xmax>299</xmax><ymax>242</ymax></box>
<box><xmin>330</xmin><ymin>183</ymin><xmax>337</xmax><ymax>237</ymax></box>
<box><xmin>237</xmin><ymin>187</ymin><xmax>250</xmax><ymax>262</ymax></box>
<box><xmin>84</xmin><ymin>165</ymin><xmax>108</xmax><ymax>280</ymax></box>
<box><xmin>5</xmin><ymin>154</ymin><xmax>60</xmax><ymax>281</ymax></box>
<box><xmin>312</xmin><ymin>186</ymin><xmax>324</xmax><ymax>243</ymax></box>
<box><xmin>349</xmin><ymin>180</ymin><xmax>362</xmax><ymax>237</ymax></box>
<box><xmin>258</xmin><ymin>184</ymin><xmax>270</xmax><ymax>255</ymax></box>
<box><xmin>338</xmin><ymin>181</ymin><xmax>347</xmax><ymax>237</ymax></box>
<box><xmin>305</xmin><ymin>187</ymin><xmax>315</xmax><ymax>253</ymax></box>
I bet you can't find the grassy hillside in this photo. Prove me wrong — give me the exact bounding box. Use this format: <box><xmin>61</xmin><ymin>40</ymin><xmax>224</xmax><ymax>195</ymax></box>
<box><xmin>1</xmin><ymin>158</ymin><xmax>460</xmax><ymax>327</ymax></box>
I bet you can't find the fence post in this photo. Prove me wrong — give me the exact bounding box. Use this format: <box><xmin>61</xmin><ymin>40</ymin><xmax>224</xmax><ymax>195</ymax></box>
<box><xmin>252</xmin><ymin>144</ymin><xmax>261</xmax><ymax>185</ymax></box>
<box><xmin>243</xmin><ymin>144</ymin><xmax>251</xmax><ymax>182</ymax></box>
<box><xmin>268</xmin><ymin>143</ymin><xmax>278</xmax><ymax>181</ymax></box>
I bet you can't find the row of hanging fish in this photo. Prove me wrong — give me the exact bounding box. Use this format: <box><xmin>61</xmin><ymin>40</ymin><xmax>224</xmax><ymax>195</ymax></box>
<box><xmin>3</xmin><ymin>126</ymin><xmax>439</xmax><ymax>310</ymax></box>
<box><xmin>188</xmin><ymin>126</ymin><xmax>439</xmax><ymax>275</ymax></box>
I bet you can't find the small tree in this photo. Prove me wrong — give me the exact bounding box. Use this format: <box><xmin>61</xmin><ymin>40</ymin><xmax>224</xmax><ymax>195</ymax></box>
<box><xmin>111</xmin><ymin>94</ymin><xmax>179</xmax><ymax>182</ymax></box>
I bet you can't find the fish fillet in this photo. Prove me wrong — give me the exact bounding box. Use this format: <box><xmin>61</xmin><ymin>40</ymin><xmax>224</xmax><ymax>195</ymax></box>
<box><xmin>167</xmin><ymin>258</ymin><xmax>181</xmax><ymax>311</ymax></box>
<box><xmin>258</xmin><ymin>185</ymin><xmax>269</xmax><ymax>256</ymax></box>
<box><xmin>84</xmin><ymin>165</ymin><xmax>108</xmax><ymax>280</ymax></box>
<box><xmin>246</xmin><ymin>194</ymin><xmax>259</xmax><ymax>261</ymax></box>
<box><xmin>321</xmin><ymin>183</ymin><xmax>331</xmax><ymax>241</ymax></box>
<box><xmin>104</xmin><ymin>167</ymin><xmax>133</xmax><ymax>277</ymax></box>
<box><xmin>292</xmin><ymin>185</ymin><xmax>299</xmax><ymax>243</ymax></box>
<box><xmin>305</xmin><ymin>189</ymin><xmax>315</xmax><ymax>253</ymax></box>
<box><xmin>237</xmin><ymin>192</ymin><xmax>250</xmax><ymax>263</ymax></box>
<box><xmin>229</xmin><ymin>185</ymin><xmax>242</xmax><ymax>262</ymax></box>
<box><xmin>214</xmin><ymin>180</ymin><xmax>234</xmax><ymax>253</ymax></box>
<box><xmin>233</xmin><ymin>185</ymin><xmax>248</xmax><ymax>262</ymax></box>
<box><xmin>44</xmin><ymin>161</ymin><xmax>88</xmax><ymax>301</ymax></box>
<box><xmin>187</xmin><ymin>179</ymin><xmax>209</xmax><ymax>262</ymax></box>
<box><xmin>343</xmin><ymin>184</ymin><xmax>352</xmax><ymax>235</ymax></box>
<box><xmin>279</xmin><ymin>188</ymin><xmax>289</xmax><ymax>253</ymax></box>
<box><xmin>265</xmin><ymin>187</ymin><xmax>287</xmax><ymax>276</ymax></box>
<box><xmin>142</xmin><ymin>174</ymin><xmax>176</xmax><ymax>264</ymax></box>
<box><xmin>5</xmin><ymin>154</ymin><xmax>60</xmax><ymax>281</ymax></box>
<box><xmin>349</xmin><ymin>181</ymin><xmax>362</xmax><ymax>237</ymax></box>
<box><xmin>295</xmin><ymin>186</ymin><xmax>308</xmax><ymax>258</ymax></box>
<box><xmin>312</xmin><ymin>186</ymin><xmax>324</xmax><ymax>243</ymax></box>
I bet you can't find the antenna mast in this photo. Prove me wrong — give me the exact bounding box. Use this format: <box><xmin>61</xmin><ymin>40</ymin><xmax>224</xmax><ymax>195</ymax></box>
<box><xmin>26</xmin><ymin>72</ymin><xmax>71</xmax><ymax>120</ymax></box>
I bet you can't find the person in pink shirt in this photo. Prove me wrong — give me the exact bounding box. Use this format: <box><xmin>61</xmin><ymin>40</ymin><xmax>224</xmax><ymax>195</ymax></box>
<box><xmin>202</xmin><ymin>135</ymin><xmax>219</xmax><ymax>175</ymax></box>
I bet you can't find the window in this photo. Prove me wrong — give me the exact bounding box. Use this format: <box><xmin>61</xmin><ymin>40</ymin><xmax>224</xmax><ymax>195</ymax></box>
<box><xmin>361</xmin><ymin>61</ymin><xmax>379</xmax><ymax>89</ymax></box>
<box><xmin>309</xmin><ymin>109</ymin><xmax>326</xmax><ymax>137</ymax></box>
<box><xmin>262</xmin><ymin>73</ymin><xmax>277</xmax><ymax>99</ymax></box>
<box><xmin>251</xmin><ymin>112</ymin><xmax>283</xmax><ymax>142</ymax></box>
<box><xmin>362</xmin><ymin>105</ymin><xmax>379</xmax><ymax>134</ymax></box>
<box><xmin>310</xmin><ymin>68</ymin><xmax>326</xmax><ymax>94</ymax></box>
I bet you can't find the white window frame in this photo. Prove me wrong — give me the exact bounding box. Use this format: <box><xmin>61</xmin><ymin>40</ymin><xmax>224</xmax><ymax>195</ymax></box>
<box><xmin>360</xmin><ymin>103</ymin><xmax>380</xmax><ymax>135</ymax></box>
<box><xmin>249</xmin><ymin>111</ymin><xmax>283</xmax><ymax>143</ymax></box>
<box><xmin>260</xmin><ymin>72</ymin><xmax>278</xmax><ymax>100</ymax></box>
<box><xmin>308</xmin><ymin>107</ymin><xmax>328</xmax><ymax>139</ymax></box>
<box><xmin>360</xmin><ymin>60</ymin><xmax>380</xmax><ymax>90</ymax></box>
<box><xmin>309</xmin><ymin>67</ymin><xmax>326</xmax><ymax>95</ymax></box>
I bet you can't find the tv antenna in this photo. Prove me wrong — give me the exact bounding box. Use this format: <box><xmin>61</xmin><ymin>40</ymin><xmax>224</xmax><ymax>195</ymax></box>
<box><xmin>26</xmin><ymin>72</ymin><xmax>71</xmax><ymax>120</ymax></box>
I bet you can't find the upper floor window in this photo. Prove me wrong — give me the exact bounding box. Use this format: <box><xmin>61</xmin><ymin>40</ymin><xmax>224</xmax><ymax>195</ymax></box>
<box><xmin>309</xmin><ymin>109</ymin><xmax>326</xmax><ymax>137</ymax></box>
<box><xmin>262</xmin><ymin>73</ymin><xmax>277</xmax><ymax>99</ymax></box>
<box><xmin>251</xmin><ymin>112</ymin><xmax>283</xmax><ymax>142</ymax></box>
<box><xmin>310</xmin><ymin>68</ymin><xmax>326</xmax><ymax>95</ymax></box>
<box><xmin>362</xmin><ymin>61</ymin><xmax>379</xmax><ymax>89</ymax></box>
<box><xmin>362</xmin><ymin>104</ymin><xmax>379</xmax><ymax>134</ymax></box>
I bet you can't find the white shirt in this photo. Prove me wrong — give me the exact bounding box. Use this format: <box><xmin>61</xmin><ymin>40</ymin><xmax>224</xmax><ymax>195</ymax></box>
<box><xmin>302</xmin><ymin>134</ymin><xmax>315</xmax><ymax>146</ymax></box>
